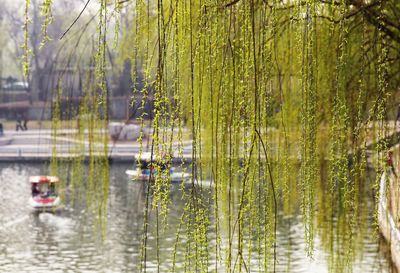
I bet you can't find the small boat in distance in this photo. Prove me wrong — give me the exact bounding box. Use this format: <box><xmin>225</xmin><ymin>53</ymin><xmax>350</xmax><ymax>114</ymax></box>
<box><xmin>29</xmin><ymin>176</ymin><xmax>62</xmax><ymax>211</ymax></box>
<box><xmin>125</xmin><ymin>155</ymin><xmax>190</xmax><ymax>182</ymax></box>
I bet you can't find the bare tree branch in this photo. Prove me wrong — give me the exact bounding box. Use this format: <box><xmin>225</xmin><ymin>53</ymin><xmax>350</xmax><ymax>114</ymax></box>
<box><xmin>225</xmin><ymin>0</ymin><xmax>242</xmax><ymax>8</ymax></box>
<box><xmin>60</xmin><ymin>0</ymin><xmax>91</xmax><ymax>40</ymax></box>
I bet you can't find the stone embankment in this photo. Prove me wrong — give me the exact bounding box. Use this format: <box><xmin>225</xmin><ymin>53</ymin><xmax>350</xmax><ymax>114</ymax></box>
<box><xmin>378</xmin><ymin>145</ymin><xmax>400</xmax><ymax>272</ymax></box>
<box><xmin>0</xmin><ymin>129</ymin><xmax>192</xmax><ymax>163</ymax></box>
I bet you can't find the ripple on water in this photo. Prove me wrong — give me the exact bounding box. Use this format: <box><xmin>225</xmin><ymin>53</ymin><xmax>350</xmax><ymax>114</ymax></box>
<box><xmin>0</xmin><ymin>163</ymin><xmax>393</xmax><ymax>272</ymax></box>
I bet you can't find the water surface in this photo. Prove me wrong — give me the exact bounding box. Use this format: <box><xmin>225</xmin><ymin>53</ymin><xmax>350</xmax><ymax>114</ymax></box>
<box><xmin>0</xmin><ymin>163</ymin><xmax>392</xmax><ymax>272</ymax></box>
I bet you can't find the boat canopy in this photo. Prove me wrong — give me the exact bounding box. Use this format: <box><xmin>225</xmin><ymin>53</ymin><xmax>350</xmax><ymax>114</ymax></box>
<box><xmin>29</xmin><ymin>176</ymin><xmax>59</xmax><ymax>184</ymax></box>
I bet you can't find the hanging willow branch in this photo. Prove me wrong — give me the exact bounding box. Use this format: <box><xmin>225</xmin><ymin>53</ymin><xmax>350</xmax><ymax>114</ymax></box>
<box><xmin>255</xmin><ymin>128</ymin><xmax>277</xmax><ymax>273</ymax></box>
<box><xmin>25</xmin><ymin>0</ymin><xmax>400</xmax><ymax>272</ymax></box>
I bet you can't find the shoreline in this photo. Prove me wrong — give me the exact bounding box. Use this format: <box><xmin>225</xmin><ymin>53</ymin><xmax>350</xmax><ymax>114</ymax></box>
<box><xmin>378</xmin><ymin>143</ymin><xmax>400</xmax><ymax>272</ymax></box>
<box><xmin>0</xmin><ymin>129</ymin><xmax>192</xmax><ymax>164</ymax></box>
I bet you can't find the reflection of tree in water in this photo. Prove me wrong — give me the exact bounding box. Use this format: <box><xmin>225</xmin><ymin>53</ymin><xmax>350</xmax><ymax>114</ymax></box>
<box><xmin>316</xmin><ymin>161</ymin><xmax>373</xmax><ymax>273</ymax></box>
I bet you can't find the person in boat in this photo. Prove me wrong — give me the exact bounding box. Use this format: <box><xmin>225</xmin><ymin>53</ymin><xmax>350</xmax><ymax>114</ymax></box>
<box><xmin>32</xmin><ymin>184</ymin><xmax>40</xmax><ymax>197</ymax></box>
<box><xmin>48</xmin><ymin>183</ymin><xmax>56</xmax><ymax>197</ymax></box>
<box><xmin>138</xmin><ymin>158</ymin><xmax>170</xmax><ymax>175</ymax></box>
<box><xmin>387</xmin><ymin>151</ymin><xmax>398</xmax><ymax>178</ymax></box>
<box><xmin>160</xmin><ymin>161</ymin><xmax>168</xmax><ymax>171</ymax></box>
<box><xmin>41</xmin><ymin>185</ymin><xmax>51</xmax><ymax>198</ymax></box>
<box><xmin>139</xmin><ymin>160</ymin><xmax>151</xmax><ymax>175</ymax></box>
<box><xmin>151</xmin><ymin>160</ymin><xmax>169</xmax><ymax>172</ymax></box>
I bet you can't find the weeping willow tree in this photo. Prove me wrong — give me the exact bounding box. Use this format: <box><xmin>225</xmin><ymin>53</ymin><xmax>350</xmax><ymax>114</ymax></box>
<box><xmin>23</xmin><ymin>0</ymin><xmax>400</xmax><ymax>272</ymax></box>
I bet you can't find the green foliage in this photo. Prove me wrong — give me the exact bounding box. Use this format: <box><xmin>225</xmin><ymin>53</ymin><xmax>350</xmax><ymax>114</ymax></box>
<box><xmin>40</xmin><ymin>0</ymin><xmax>53</xmax><ymax>46</ymax></box>
<box><xmin>32</xmin><ymin>0</ymin><xmax>400</xmax><ymax>272</ymax></box>
<box><xmin>22</xmin><ymin>0</ymin><xmax>31</xmax><ymax>78</ymax></box>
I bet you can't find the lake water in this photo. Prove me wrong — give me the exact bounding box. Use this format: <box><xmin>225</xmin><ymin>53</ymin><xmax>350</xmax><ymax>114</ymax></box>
<box><xmin>0</xmin><ymin>163</ymin><xmax>392</xmax><ymax>272</ymax></box>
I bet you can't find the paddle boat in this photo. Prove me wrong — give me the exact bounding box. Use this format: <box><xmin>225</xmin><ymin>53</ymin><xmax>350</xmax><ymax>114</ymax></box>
<box><xmin>125</xmin><ymin>156</ymin><xmax>190</xmax><ymax>182</ymax></box>
<box><xmin>29</xmin><ymin>176</ymin><xmax>62</xmax><ymax>211</ymax></box>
